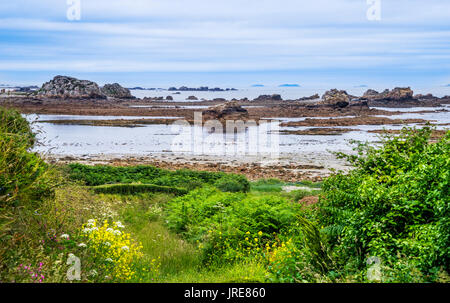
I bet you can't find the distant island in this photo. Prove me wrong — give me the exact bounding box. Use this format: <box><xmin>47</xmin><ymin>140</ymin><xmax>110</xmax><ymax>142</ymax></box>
<box><xmin>168</xmin><ymin>86</ymin><xmax>237</xmax><ymax>92</ymax></box>
<box><xmin>279</xmin><ymin>84</ymin><xmax>300</xmax><ymax>87</ymax></box>
<box><xmin>127</xmin><ymin>87</ymin><xmax>165</xmax><ymax>90</ymax></box>
<box><xmin>251</xmin><ymin>84</ymin><xmax>265</xmax><ymax>87</ymax></box>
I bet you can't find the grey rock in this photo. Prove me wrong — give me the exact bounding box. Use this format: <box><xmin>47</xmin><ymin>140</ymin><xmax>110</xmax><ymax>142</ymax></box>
<box><xmin>37</xmin><ymin>75</ymin><xmax>106</xmax><ymax>99</ymax></box>
<box><xmin>101</xmin><ymin>83</ymin><xmax>133</xmax><ymax>99</ymax></box>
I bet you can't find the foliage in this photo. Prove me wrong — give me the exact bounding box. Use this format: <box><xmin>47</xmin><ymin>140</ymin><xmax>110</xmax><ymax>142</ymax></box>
<box><xmin>67</xmin><ymin>164</ymin><xmax>227</xmax><ymax>188</ymax></box>
<box><xmin>165</xmin><ymin>186</ymin><xmax>302</xmax><ymax>265</ymax></box>
<box><xmin>0</xmin><ymin>107</ymin><xmax>55</xmax><ymax>275</ymax></box>
<box><xmin>91</xmin><ymin>183</ymin><xmax>188</xmax><ymax>196</ymax></box>
<box><xmin>0</xmin><ymin>107</ymin><xmax>52</xmax><ymax>206</ymax></box>
<box><xmin>214</xmin><ymin>174</ymin><xmax>250</xmax><ymax>193</ymax></box>
<box><xmin>319</xmin><ymin>127</ymin><xmax>450</xmax><ymax>281</ymax></box>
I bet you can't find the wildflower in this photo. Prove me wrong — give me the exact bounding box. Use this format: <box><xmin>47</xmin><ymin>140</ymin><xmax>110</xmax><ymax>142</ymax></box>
<box><xmin>60</xmin><ymin>234</ymin><xmax>70</xmax><ymax>240</ymax></box>
<box><xmin>104</xmin><ymin>242</ymin><xmax>111</xmax><ymax>247</ymax></box>
<box><xmin>115</xmin><ymin>221</ymin><xmax>125</xmax><ymax>228</ymax></box>
<box><xmin>105</xmin><ymin>258</ymin><xmax>113</xmax><ymax>263</ymax></box>
<box><xmin>106</xmin><ymin>228</ymin><xmax>115</xmax><ymax>233</ymax></box>
<box><xmin>89</xmin><ymin>270</ymin><xmax>98</xmax><ymax>277</ymax></box>
<box><xmin>121</xmin><ymin>246</ymin><xmax>129</xmax><ymax>251</ymax></box>
<box><xmin>78</xmin><ymin>243</ymin><xmax>87</xmax><ymax>248</ymax></box>
<box><xmin>113</xmin><ymin>230</ymin><xmax>122</xmax><ymax>236</ymax></box>
<box><xmin>258</xmin><ymin>231</ymin><xmax>263</xmax><ymax>236</ymax></box>
<box><xmin>83</xmin><ymin>228</ymin><xmax>92</xmax><ymax>233</ymax></box>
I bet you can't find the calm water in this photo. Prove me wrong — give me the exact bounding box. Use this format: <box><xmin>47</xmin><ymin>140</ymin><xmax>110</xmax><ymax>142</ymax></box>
<box><xmin>27</xmin><ymin>106</ymin><xmax>449</xmax><ymax>158</ymax></box>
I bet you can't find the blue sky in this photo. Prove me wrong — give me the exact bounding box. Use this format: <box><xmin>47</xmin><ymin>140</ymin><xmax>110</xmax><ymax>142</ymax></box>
<box><xmin>0</xmin><ymin>0</ymin><xmax>450</xmax><ymax>88</ymax></box>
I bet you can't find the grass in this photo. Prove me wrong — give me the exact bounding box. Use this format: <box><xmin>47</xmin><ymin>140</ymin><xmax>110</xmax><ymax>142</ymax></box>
<box><xmin>105</xmin><ymin>192</ymin><xmax>268</xmax><ymax>282</ymax></box>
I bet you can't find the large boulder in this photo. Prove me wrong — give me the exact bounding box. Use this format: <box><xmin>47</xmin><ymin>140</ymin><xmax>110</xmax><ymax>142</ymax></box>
<box><xmin>101</xmin><ymin>83</ymin><xmax>133</xmax><ymax>99</ymax></box>
<box><xmin>37</xmin><ymin>75</ymin><xmax>106</xmax><ymax>99</ymax></box>
<box><xmin>320</xmin><ymin>89</ymin><xmax>350</xmax><ymax>107</ymax></box>
<box><xmin>202</xmin><ymin>101</ymin><xmax>249</xmax><ymax>121</ymax></box>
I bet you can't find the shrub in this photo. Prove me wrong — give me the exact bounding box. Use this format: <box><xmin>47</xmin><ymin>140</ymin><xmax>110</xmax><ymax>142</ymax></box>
<box><xmin>0</xmin><ymin>107</ymin><xmax>52</xmax><ymax>206</ymax></box>
<box><xmin>214</xmin><ymin>174</ymin><xmax>250</xmax><ymax>193</ymax></box>
<box><xmin>67</xmin><ymin>163</ymin><xmax>227</xmax><ymax>189</ymax></box>
<box><xmin>318</xmin><ymin>127</ymin><xmax>450</xmax><ymax>280</ymax></box>
<box><xmin>91</xmin><ymin>183</ymin><xmax>188</xmax><ymax>196</ymax></box>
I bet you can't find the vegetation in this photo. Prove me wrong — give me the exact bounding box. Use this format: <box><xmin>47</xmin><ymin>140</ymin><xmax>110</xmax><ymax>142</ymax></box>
<box><xmin>0</xmin><ymin>106</ymin><xmax>448</xmax><ymax>283</ymax></box>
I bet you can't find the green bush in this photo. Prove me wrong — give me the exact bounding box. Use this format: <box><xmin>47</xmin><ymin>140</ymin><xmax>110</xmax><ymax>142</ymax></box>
<box><xmin>68</xmin><ymin>164</ymin><xmax>228</xmax><ymax>189</ymax></box>
<box><xmin>318</xmin><ymin>127</ymin><xmax>449</xmax><ymax>281</ymax></box>
<box><xmin>214</xmin><ymin>174</ymin><xmax>250</xmax><ymax>193</ymax></box>
<box><xmin>0</xmin><ymin>107</ymin><xmax>51</xmax><ymax>206</ymax></box>
<box><xmin>0</xmin><ymin>106</ymin><xmax>55</xmax><ymax>277</ymax></box>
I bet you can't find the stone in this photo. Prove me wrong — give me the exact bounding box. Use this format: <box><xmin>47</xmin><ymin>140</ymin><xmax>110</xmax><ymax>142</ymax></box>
<box><xmin>37</xmin><ymin>75</ymin><xmax>105</xmax><ymax>99</ymax></box>
<box><xmin>101</xmin><ymin>83</ymin><xmax>134</xmax><ymax>99</ymax></box>
<box><xmin>253</xmin><ymin>94</ymin><xmax>282</xmax><ymax>101</ymax></box>
<box><xmin>320</xmin><ymin>89</ymin><xmax>350</xmax><ymax>107</ymax></box>
<box><xmin>202</xmin><ymin>101</ymin><xmax>249</xmax><ymax>121</ymax></box>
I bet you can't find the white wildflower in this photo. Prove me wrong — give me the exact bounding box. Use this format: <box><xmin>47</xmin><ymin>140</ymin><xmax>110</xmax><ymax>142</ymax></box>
<box><xmin>115</xmin><ymin>221</ymin><xmax>125</xmax><ymax>229</ymax></box>
<box><xmin>77</xmin><ymin>243</ymin><xmax>87</xmax><ymax>248</ymax></box>
<box><xmin>104</xmin><ymin>242</ymin><xmax>111</xmax><ymax>247</ymax></box>
<box><xmin>105</xmin><ymin>258</ymin><xmax>113</xmax><ymax>263</ymax></box>
<box><xmin>121</xmin><ymin>245</ymin><xmax>129</xmax><ymax>251</ymax></box>
<box><xmin>106</xmin><ymin>228</ymin><xmax>115</xmax><ymax>233</ymax></box>
<box><xmin>113</xmin><ymin>230</ymin><xmax>122</xmax><ymax>236</ymax></box>
<box><xmin>60</xmin><ymin>234</ymin><xmax>70</xmax><ymax>240</ymax></box>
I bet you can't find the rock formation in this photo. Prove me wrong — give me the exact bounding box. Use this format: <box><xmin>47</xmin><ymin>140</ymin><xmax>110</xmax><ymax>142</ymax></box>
<box><xmin>253</xmin><ymin>94</ymin><xmax>282</xmax><ymax>101</ymax></box>
<box><xmin>297</xmin><ymin>94</ymin><xmax>320</xmax><ymax>101</ymax></box>
<box><xmin>202</xmin><ymin>101</ymin><xmax>249</xmax><ymax>121</ymax></box>
<box><xmin>320</xmin><ymin>89</ymin><xmax>350</xmax><ymax>108</ymax></box>
<box><xmin>361</xmin><ymin>87</ymin><xmax>414</xmax><ymax>102</ymax></box>
<box><xmin>37</xmin><ymin>76</ymin><xmax>105</xmax><ymax>99</ymax></box>
<box><xmin>101</xmin><ymin>83</ymin><xmax>133</xmax><ymax>99</ymax></box>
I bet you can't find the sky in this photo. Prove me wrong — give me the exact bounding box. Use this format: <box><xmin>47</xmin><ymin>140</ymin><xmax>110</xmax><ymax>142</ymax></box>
<box><xmin>0</xmin><ymin>0</ymin><xmax>450</xmax><ymax>88</ymax></box>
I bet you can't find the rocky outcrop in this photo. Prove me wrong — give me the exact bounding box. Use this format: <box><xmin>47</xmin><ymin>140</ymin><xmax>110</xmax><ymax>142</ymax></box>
<box><xmin>37</xmin><ymin>76</ymin><xmax>106</xmax><ymax>99</ymax></box>
<box><xmin>202</xmin><ymin>101</ymin><xmax>249</xmax><ymax>121</ymax></box>
<box><xmin>187</xmin><ymin>96</ymin><xmax>198</xmax><ymax>100</ymax></box>
<box><xmin>361</xmin><ymin>87</ymin><xmax>414</xmax><ymax>102</ymax></box>
<box><xmin>101</xmin><ymin>83</ymin><xmax>133</xmax><ymax>99</ymax></box>
<box><xmin>253</xmin><ymin>94</ymin><xmax>282</xmax><ymax>101</ymax></box>
<box><xmin>320</xmin><ymin>89</ymin><xmax>350</xmax><ymax>108</ymax></box>
<box><xmin>414</xmin><ymin>93</ymin><xmax>435</xmax><ymax>100</ymax></box>
<box><xmin>297</xmin><ymin>94</ymin><xmax>320</xmax><ymax>101</ymax></box>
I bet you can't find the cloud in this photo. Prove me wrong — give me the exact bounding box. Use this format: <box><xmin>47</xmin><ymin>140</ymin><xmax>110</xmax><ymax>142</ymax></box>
<box><xmin>0</xmin><ymin>0</ymin><xmax>449</xmax><ymax>86</ymax></box>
